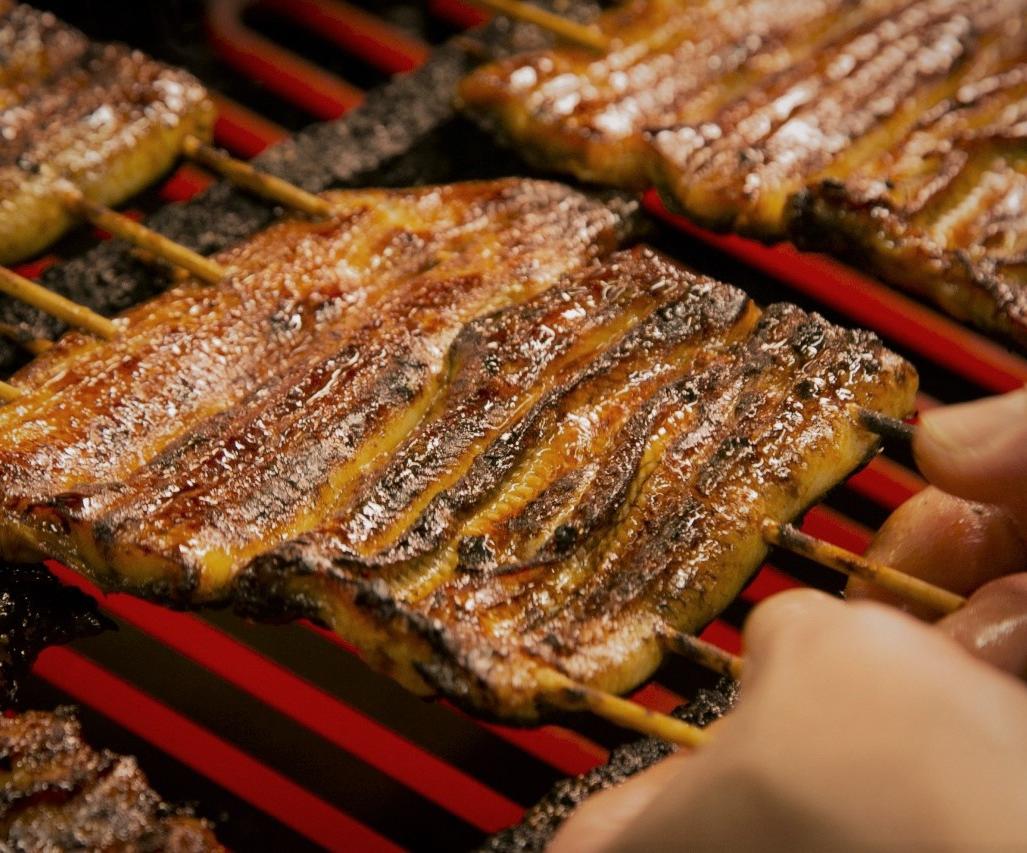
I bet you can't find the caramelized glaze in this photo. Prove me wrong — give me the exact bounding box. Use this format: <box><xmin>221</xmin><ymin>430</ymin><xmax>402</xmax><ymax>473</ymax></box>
<box><xmin>794</xmin><ymin>64</ymin><xmax>1027</xmax><ymax>349</ymax></box>
<box><xmin>0</xmin><ymin>180</ymin><xmax>629</xmax><ymax>597</ymax></box>
<box><xmin>0</xmin><ymin>4</ymin><xmax>214</xmax><ymax>263</ymax></box>
<box><xmin>0</xmin><ymin>180</ymin><xmax>916</xmax><ymax>719</ymax></box>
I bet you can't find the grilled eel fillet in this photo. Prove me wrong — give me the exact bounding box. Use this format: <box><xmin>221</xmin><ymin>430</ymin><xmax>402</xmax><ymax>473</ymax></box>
<box><xmin>0</xmin><ymin>180</ymin><xmax>633</xmax><ymax>596</ymax></box>
<box><xmin>0</xmin><ymin>708</ymin><xmax>222</xmax><ymax>851</ymax></box>
<box><xmin>650</xmin><ymin>0</ymin><xmax>1027</xmax><ymax>238</ymax></box>
<box><xmin>793</xmin><ymin>64</ymin><xmax>1027</xmax><ymax>350</ymax></box>
<box><xmin>0</xmin><ymin>3</ymin><xmax>215</xmax><ymax>264</ymax></box>
<box><xmin>459</xmin><ymin>0</ymin><xmax>899</xmax><ymax>190</ymax></box>
<box><xmin>0</xmin><ymin>179</ymin><xmax>916</xmax><ymax>720</ymax></box>
<box><xmin>461</xmin><ymin>0</ymin><xmax>1027</xmax><ymax>240</ymax></box>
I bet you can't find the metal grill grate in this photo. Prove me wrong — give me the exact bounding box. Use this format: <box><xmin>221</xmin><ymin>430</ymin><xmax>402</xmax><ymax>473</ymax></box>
<box><xmin>13</xmin><ymin>2</ymin><xmax>1027</xmax><ymax>850</ymax></box>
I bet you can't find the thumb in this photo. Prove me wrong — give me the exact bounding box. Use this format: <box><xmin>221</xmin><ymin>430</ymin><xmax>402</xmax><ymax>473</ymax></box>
<box><xmin>914</xmin><ymin>386</ymin><xmax>1027</xmax><ymax>529</ymax></box>
<box><xmin>741</xmin><ymin>588</ymin><xmax>844</xmax><ymax>682</ymax></box>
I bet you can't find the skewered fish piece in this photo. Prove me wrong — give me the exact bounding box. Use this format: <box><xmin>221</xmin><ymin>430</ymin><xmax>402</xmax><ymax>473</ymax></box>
<box><xmin>0</xmin><ymin>707</ymin><xmax>222</xmax><ymax>850</ymax></box>
<box><xmin>237</xmin><ymin>250</ymin><xmax>917</xmax><ymax>721</ymax></box>
<box><xmin>0</xmin><ymin>180</ymin><xmax>632</xmax><ymax>599</ymax></box>
<box><xmin>459</xmin><ymin>0</ymin><xmax>897</xmax><ymax>189</ymax></box>
<box><xmin>0</xmin><ymin>4</ymin><xmax>215</xmax><ymax>264</ymax></box>
<box><xmin>649</xmin><ymin>0</ymin><xmax>1027</xmax><ymax>239</ymax></box>
<box><xmin>0</xmin><ymin>2</ymin><xmax>88</xmax><ymax>99</ymax></box>
<box><xmin>0</xmin><ymin>177</ymin><xmax>915</xmax><ymax>720</ymax></box>
<box><xmin>793</xmin><ymin>65</ymin><xmax>1027</xmax><ymax>350</ymax></box>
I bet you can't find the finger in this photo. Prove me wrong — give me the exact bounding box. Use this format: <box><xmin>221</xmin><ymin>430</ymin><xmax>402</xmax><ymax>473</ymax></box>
<box><xmin>847</xmin><ymin>488</ymin><xmax>1025</xmax><ymax>618</ymax></box>
<box><xmin>548</xmin><ymin>753</ymin><xmax>690</xmax><ymax>853</ymax></box>
<box><xmin>914</xmin><ymin>386</ymin><xmax>1027</xmax><ymax>528</ymax></box>
<box><xmin>741</xmin><ymin>588</ymin><xmax>843</xmax><ymax>678</ymax></box>
<box><xmin>937</xmin><ymin>574</ymin><xmax>1027</xmax><ymax>680</ymax></box>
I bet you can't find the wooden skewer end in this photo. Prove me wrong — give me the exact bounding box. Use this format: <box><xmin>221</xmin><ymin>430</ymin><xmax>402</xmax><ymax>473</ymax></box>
<box><xmin>0</xmin><ymin>378</ymin><xmax>22</xmax><ymax>403</ymax></box>
<box><xmin>763</xmin><ymin>520</ymin><xmax>965</xmax><ymax>615</ymax></box>
<box><xmin>537</xmin><ymin>668</ymin><xmax>710</xmax><ymax>749</ymax></box>
<box><xmin>853</xmin><ymin>406</ymin><xmax>915</xmax><ymax>444</ymax></box>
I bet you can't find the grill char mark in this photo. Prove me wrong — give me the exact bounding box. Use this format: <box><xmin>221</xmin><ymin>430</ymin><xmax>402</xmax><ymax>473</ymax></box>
<box><xmin>0</xmin><ymin>180</ymin><xmax>627</xmax><ymax>601</ymax></box>
<box><xmin>793</xmin><ymin>63</ymin><xmax>1027</xmax><ymax>350</ymax></box>
<box><xmin>0</xmin><ymin>5</ymin><xmax>215</xmax><ymax>264</ymax></box>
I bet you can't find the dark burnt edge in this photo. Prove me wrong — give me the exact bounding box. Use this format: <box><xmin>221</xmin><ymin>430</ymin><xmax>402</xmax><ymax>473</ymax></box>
<box><xmin>0</xmin><ymin>561</ymin><xmax>113</xmax><ymax>709</ymax></box>
<box><xmin>0</xmin><ymin>4</ymin><xmax>618</xmax><ymax>376</ymax></box>
<box><xmin>790</xmin><ymin>184</ymin><xmax>1027</xmax><ymax>355</ymax></box>
<box><xmin>479</xmin><ymin>678</ymin><xmax>738</xmax><ymax>853</ymax></box>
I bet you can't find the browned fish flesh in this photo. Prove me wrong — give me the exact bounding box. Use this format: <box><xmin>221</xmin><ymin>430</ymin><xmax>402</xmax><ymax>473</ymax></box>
<box><xmin>0</xmin><ymin>179</ymin><xmax>632</xmax><ymax>599</ymax></box>
<box><xmin>792</xmin><ymin>64</ymin><xmax>1027</xmax><ymax>350</ymax></box>
<box><xmin>237</xmin><ymin>260</ymin><xmax>916</xmax><ymax>719</ymax></box>
<box><xmin>0</xmin><ymin>707</ymin><xmax>222</xmax><ymax>851</ymax></box>
<box><xmin>0</xmin><ymin>179</ymin><xmax>916</xmax><ymax>720</ymax></box>
<box><xmin>462</xmin><ymin>0</ymin><xmax>1027</xmax><ymax>242</ymax></box>
<box><xmin>650</xmin><ymin>0</ymin><xmax>1027</xmax><ymax>238</ymax></box>
<box><xmin>459</xmin><ymin>0</ymin><xmax>898</xmax><ymax>190</ymax></box>
<box><xmin>0</xmin><ymin>3</ymin><xmax>215</xmax><ymax>264</ymax></box>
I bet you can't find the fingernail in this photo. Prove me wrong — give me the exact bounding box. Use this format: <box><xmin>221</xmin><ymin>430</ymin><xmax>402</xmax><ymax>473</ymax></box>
<box><xmin>918</xmin><ymin>387</ymin><xmax>1027</xmax><ymax>457</ymax></box>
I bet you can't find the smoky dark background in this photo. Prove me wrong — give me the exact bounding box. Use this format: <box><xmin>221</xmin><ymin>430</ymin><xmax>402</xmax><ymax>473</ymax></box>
<box><xmin>34</xmin><ymin>1</ymin><xmax>460</xmax><ymax>132</ymax></box>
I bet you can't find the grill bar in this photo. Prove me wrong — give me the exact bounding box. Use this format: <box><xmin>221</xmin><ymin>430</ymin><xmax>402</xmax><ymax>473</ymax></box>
<box><xmin>35</xmin><ymin>647</ymin><xmax>399</xmax><ymax>852</ymax></box>
<box><xmin>47</xmin><ymin>565</ymin><xmax>525</xmax><ymax>834</ymax></box>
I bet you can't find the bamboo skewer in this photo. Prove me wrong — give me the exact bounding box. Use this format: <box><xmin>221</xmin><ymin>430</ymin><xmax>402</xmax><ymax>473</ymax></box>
<box><xmin>854</xmin><ymin>406</ymin><xmax>915</xmax><ymax>444</ymax></box>
<box><xmin>762</xmin><ymin>521</ymin><xmax>966</xmax><ymax>615</ymax></box>
<box><xmin>55</xmin><ymin>183</ymin><xmax>227</xmax><ymax>285</ymax></box>
<box><xmin>182</xmin><ymin>135</ymin><xmax>336</xmax><ymax>218</ymax></box>
<box><xmin>0</xmin><ymin>378</ymin><xmax>22</xmax><ymax>402</ymax></box>
<box><xmin>663</xmin><ymin>630</ymin><xmax>744</xmax><ymax>680</ymax></box>
<box><xmin>469</xmin><ymin>0</ymin><xmax>610</xmax><ymax>51</ymax></box>
<box><xmin>537</xmin><ymin>668</ymin><xmax>711</xmax><ymax>748</ymax></box>
<box><xmin>0</xmin><ymin>267</ymin><xmax>118</xmax><ymax>340</ymax></box>
<box><xmin>0</xmin><ymin>323</ymin><xmax>53</xmax><ymax>355</ymax></box>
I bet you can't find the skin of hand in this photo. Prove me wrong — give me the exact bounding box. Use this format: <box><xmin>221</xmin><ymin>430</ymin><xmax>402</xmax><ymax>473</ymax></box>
<box><xmin>849</xmin><ymin>386</ymin><xmax>1027</xmax><ymax>660</ymax></box>
<box><xmin>552</xmin><ymin>388</ymin><xmax>1027</xmax><ymax>851</ymax></box>
<box><xmin>550</xmin><ymin>592</ymin><xmax>1027</xmax><ymax>852</ymax></box>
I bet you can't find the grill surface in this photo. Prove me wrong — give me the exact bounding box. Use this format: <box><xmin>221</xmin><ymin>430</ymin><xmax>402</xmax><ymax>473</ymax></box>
<box><xmin>6</xmin><ymin>2</ymin><xmax>1027</xmax><ymax>850</ymax></box>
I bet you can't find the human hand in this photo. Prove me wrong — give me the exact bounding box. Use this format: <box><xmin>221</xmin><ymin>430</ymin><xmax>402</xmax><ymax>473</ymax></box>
<box><xmin>848</xmin><ymin>387</ymin><xmax>1027</xmax><ymax>668</ymax></box>
<box><xmin>550</xmin><ymin>590</ymin><xmax>1027</xmax><ymax>852</ymax></box>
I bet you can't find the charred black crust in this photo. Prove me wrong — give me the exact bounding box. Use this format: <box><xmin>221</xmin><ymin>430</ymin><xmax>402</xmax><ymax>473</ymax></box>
<box><xmin>0</xmin><ymin>707</ymin><xmax>222</xmax><ymax>849</ymax></box>
<box><xmin>481</xmin><ymin>679</ymin><xmax>739</xmax><ymax>852</ymax></box>
<box><xmin>0</xmin><ymin>563</ymin><xmax>112</xmax><ymax>707</ymax></box>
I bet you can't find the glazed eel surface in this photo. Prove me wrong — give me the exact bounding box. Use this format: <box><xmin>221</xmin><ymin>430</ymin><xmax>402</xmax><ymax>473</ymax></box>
<box><xmin>0</xmin><ymin>2</ymin><xmax>214</xmax><ymax>264</ymax></box>
<box><xmin>793</xmin><ymin>64</ymin><xmax>1027</xmax><ymax>350</ymax></box>
<box><xmin>0</xmin><ymin>180</ymin><xmax>916</xmax><ymax>719</ymax></box>
<box><xmin>460</xmin><ymin>0</ymin><xmax>1027</xmax><ymax>351</ymax></box>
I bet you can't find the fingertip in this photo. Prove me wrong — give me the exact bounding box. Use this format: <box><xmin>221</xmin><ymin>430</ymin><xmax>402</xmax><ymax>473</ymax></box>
<box><xmin>914</xmin><ymin>388</ymin><xmax>1027</xmax><ymax>514</ymax></box>
<box><xmin>938</xmin><ymin>573</ymin><xmax>1027</xmax><ymax>679</ymax></box>
<box><xmin>742</xmin><ymin>588</ymin><xmax>839</xmax><ymax>665</ymax></box>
